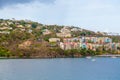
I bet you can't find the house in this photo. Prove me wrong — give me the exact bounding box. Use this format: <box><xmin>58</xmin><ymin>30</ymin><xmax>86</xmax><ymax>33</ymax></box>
<box><xmin>71</xmin><ymin>28</ymin><xmax>83</xmax><ymax>32</ymax></box>
<box><xmin>42</xmin><ymin>29</ymin><xmax>52</xmax><ymax>35</ymax></box>
<box><xmin>60</xmin><ymin>42</ymin><xmax>64</xmax><ymax>50</ymax></box>
<box><xmin>0</xmin><ymin>31</ymin><xmax>10</xmax><ymax>34</ymax></box>
<box><xmin>71</xmin><ymin>28</ymin><xmax>78</xmax><ymax>32</ymax></box>
<box><xmin>59</xmin><ymin>42</ymin><xmax>80</xmax><ymax>50</ymax></box>
<box><xmin>60</xmin><ymin>27</ymin><xmax>71</xmax><ymax>33</ymax></box>
<box><xmin>80</xmin><ymin>37</ymin><xmax>112</xmax><ymax>44</ymax></box>
<box><xmin>7</xmin><ymin>21</ymin><xmax>13</xmax><ymax>25</ymax></box>
<box><xmin>104</xmin><ymin>37</ymin><xmax>112</xmax><ymax>43</ymax></box>
<box><xmin>59</xmin><ymin>36</ymin><xmax>116</xmax><ymax>51</ymax></box>
<box><xmin>56</xmin><ymin>27</ymin><xmax>71</xmax><ymax>38</ymax></box>
<box><xmin>80</xmin><ymin>43</ymin><xmax>87</xmax><ymax>49</ymax></box>
<box><xmin>60</xmin><ymin>42</ymin><xmax>72</xmax><ymax>50</ymax></box>
<box><xmin>49</xmin><ymin>38</ymin><xmax>60</xmax><ymax>42</ymax></box>
<box><xmin>1</xmin><ymin>22</ymin><xmax>8</xmax><ymax>26</ymax></box>
<box><xmin>63</xmin><ymin>38</ymin><xmax>79</xmax><ymax>42</ymax></box>
<box><xmin>16</xmin><ymin>25</ymin><xmax>24</xmax><ymax>28</ymax></box>
<box><xmin>87</xmin><ymin>43</ymin><xmax>103</xmax><ymax>51</ymax></box>
<box><xmin>28</xmin><ymin>29</ymin><xmax>33</xmax><ymax>33</ymax></box>
<box><xmin>25</xmin><ymin>24</ymin><xmax>31</xmax><ymax>28</ymax></box>
<box><xmin>109</xmin><ymin>43</ymin><xmax>120</xmax><ymax>50</ymax></box>
<box><xmin>116</xmin><ymin>43</ymin><xmax>120</xmax><ymax>51</ymax></box>
<box><xmin>56</xmin><ymin>33</ymin><xmax>71</xmax><ymax>38</ymax></box>
<box><xmin>0</xmin><ymin>27</ymin><xmax>12</xmax><ymax>30</ymax></box>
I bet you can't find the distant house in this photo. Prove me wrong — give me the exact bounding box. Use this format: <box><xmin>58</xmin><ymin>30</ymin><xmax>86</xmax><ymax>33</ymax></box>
<box><xmin>104</xmin><ymin>37</ymin><xmax>112</xmax><ymax>43</ymax></box>
<box><xmin>80</xmin><ymin>43</ymin><xmax>87</xmax><ymax>49</ymax></box>
<box><xmin>71</xmin><ymin>28</ymin><xmax>78</xmax><ymax>32</ymax></box>
<box><xmin>109</xmin><ymin>43</ymin><xmax>120</xmax><ymax>50</ymax></box>
<box><xmin>7</xmin><ymin>21</ymin><xmax>13</xmax><ymax>25</ymax></box>
<box><xmin>0</xmin><ymin>31</ymin><xmax>10</xmax><ymax>34</ymax></box>
<box><xmin>60</xmin><ymin>27</ymin><xmax>71</xmax><ymax>33</ymax></box>
<box><xmin>17</xmin><ymin>25</ymin><xmax>24</xmax><ymax>28</ymax></box>
<box><xmin>1</xmin><ymin>22</ymin><xmax>7</xmax><ymax>26</ymax></box>
<box><xmin>59</xmin><ymin>42</ymin><xmax>80</xmax><ymax>50</ymax></box>
<box><xmin>42</xmin><ymin>29</ymin><xmax>52</xmax><ymax>35</ymax></box>
<box><xmin>36</xmin><ymin>26</ymin><xmax>42</xmax><ymax>29</ymax></box>
<box><xmin>71</xmin><ymin>28</ymin><xmax>83</xmax><ymax>32</ymax></box>
<box><xmin>49</xmin><ymin>38</ymin><xmax>60</xmax><ymax>42</ymax></box>
<box><xmin>87</xmin><ymin>43</ymin><xmax>103</xmax><ymax>51</ymax></box>
<box><xmin>80</xmin><ymin>37</ymin><xmax>112</xmax><ymax>44</ymax></box>
<box><xmin>63</xmin><ymin>38</ymin><xmax>79</xmax><ymax>42</ymax></box>
<box><xmin>28</xmin><ymin>29</ymin><xmax>33</xmax><ymax>33</ymax></box>
<box><xmin>0</xmin><ymin>27</ymin><xmax>12</xmax><ymax>30</ymax></box>
<box><xmin>56</xmin><ymin>27</ymin><xmax>71</xmax><ymax>38</ymax></box>
<box><xmin>60</xmin><ymin>42</ymin><xmax>64</xmax><ymax>50</ymax></box>
<box><xmin>59</xmin><ymin>36</ymin><xmax>114</xmax><ymax>50</ymax></box>
<box><xmin>56</xmin><ymin>33</ymin><xmax>71</xmax><ymax>38</ymax></box>
<box><xmin>16</xmin><ymin>25</ymin><xmax>26</xmax><ymax>31</ymax></box>
<box><xmin>25</xmin><ymin>24</ymin><xmax>31</xmax><ymax>28</ymax></box>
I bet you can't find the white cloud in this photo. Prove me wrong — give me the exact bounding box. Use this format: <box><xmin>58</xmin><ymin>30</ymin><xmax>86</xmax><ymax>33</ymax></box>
<box><xmin>0</xmin><ymin>0</ymin><xmax>120</xmax><ymax>33</ymax></box>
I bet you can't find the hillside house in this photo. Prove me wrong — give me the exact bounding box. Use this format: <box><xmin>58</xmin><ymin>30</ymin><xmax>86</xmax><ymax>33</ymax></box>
<box><xmin>0</xmin><ymin>27</ymin><xmax>12</xmax><ymax>30</ymax></box>
<box><xmin>71</xmin><ymin>28</ymin><xmax>83</xmax><ymax>32</ymax></box>
<box><xmin>60</xmin><ymin>37</ymin><xmax>113</xmax><ymax>50</ymax></box>
<box><xmin>60</xmin><ymin>42</ymin><xmax>80</xmax><ymax>50</ymax></box>
<box><xmin>16</xmin><ymin>25</ymin><xmax>24</xmax><ymax>28</ymax></box>
<box><xmin>63</xmin><ymin>38</ymin><xmax>79</xmax><ymax>42</ymax></box>
<box><xmin>0</xmin><ymin>31</ymin><xmax>10</xmax><ymax>34</ymax></box>
<box><xmin>42</xmin><ymin>29</ymin><xmax>52</xmax><ymax>35</ymax></box>
<box><xmin>56</xmin><ymin>27</ymin><xmax>71</xmax><ymax>38</ymax></box>
<box><xmin>49</xmin><ymin>38</ymin><xmax>60</xmax><ymax>43</ymax></box>
<box><xmin>56</xmin><ymin>33</ymin><xmax>71</xmax><ymax>38</ymax></box>
<box><xmin>60</xmin><ymin>27</ymin><xmax>71</xmax><ymax>33</ymax></box>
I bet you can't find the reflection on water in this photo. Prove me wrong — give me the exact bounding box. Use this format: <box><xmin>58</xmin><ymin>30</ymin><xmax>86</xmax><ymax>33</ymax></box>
<box><xmin>0</xmin><ymin>58</ymin><xmax>120</xmax><ymax>80</ymax></box>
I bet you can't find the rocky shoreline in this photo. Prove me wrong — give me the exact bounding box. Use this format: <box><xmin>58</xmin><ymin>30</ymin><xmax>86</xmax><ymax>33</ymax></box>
<box><xmin>0</xmin><ymin>54</ymin><xmax>120</xmax><ymax>59</ymax></box>
<box><xmin>96</xmin><ymin>54</ymin><xmax>120</xmax><ymax>57</ymax></box>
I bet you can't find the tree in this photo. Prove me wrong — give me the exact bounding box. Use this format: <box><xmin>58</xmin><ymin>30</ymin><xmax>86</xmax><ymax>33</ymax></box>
<box><xmin>20</xmin><ymin>20</ymin><xmax>26</xmax><ymax>26</ymax></box>
<box><xmin>0</xmin><ymin>47</ymin><xmax>12</xmax><ymax>57</ymax></box>
<box><xmin>9</xmin><ymin>24</ymin><xmax>16</xmax><ymax>29</ymax></box>
<box><xmin>32</xmin><ymin>23</ymin><xmax>37</xmax><ymax>28</ymax></box>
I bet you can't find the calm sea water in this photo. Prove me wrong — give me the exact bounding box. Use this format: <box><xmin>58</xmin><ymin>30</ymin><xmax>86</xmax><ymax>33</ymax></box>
<box><xmin>0</xmin><ymin>57</ymin><xmax>120</xmax><ymax>80</ymax></box>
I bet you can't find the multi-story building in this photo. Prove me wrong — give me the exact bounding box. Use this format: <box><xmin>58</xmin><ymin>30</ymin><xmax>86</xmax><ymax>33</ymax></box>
<box><xmin>59</xmin><ymin>37</ymin><xmax>115</xmax><ymax>51</ymax></box>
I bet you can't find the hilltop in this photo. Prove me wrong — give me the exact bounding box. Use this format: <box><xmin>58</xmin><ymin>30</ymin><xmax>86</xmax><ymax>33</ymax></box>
<box><xmin>0</xmin><ymin>19</ymin><xmax>120</xmax><ymax>58</ymax></box>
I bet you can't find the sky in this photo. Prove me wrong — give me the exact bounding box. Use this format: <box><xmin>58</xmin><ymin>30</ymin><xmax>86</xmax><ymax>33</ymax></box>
<box><xmin>0</xmin><ymin>0</ymin><xmax>120</xmax><ymax>33</ymax></box>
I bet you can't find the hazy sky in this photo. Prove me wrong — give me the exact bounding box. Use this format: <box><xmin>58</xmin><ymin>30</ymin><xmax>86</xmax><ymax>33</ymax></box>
<box><xmin>0</xmin><ymin>0</ymin><xmax>120</xmax><ymax>33</ymax></box>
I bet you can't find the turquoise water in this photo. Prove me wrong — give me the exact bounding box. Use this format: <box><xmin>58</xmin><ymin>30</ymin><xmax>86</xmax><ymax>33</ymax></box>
<box><xmin>0</xmin><ymin>58</ymin><xmax>120</xmax><ymax>80</ymax></box>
